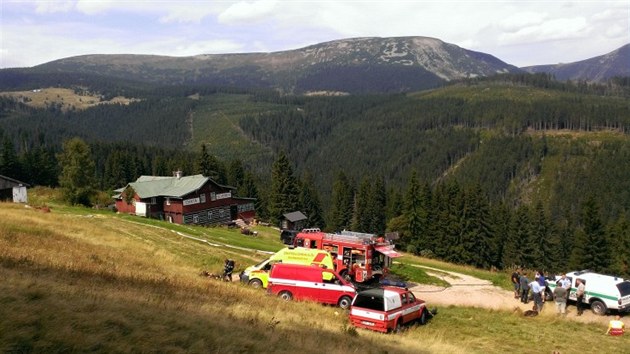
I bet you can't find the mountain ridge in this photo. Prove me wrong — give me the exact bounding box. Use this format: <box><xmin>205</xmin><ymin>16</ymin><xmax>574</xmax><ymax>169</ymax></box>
<box><xmin>22</xmin><ymin>36</ymin><xmax>520</xmax><ymax>94</ymax></box>
<box><xmin>522</xmin><ymin>43</ymin><xmax>630</xmax><ymax>82</ymax></box>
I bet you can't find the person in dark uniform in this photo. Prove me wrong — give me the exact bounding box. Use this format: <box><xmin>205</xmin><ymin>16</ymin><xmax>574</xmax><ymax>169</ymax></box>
<box><xmin>576</xmin><ymin>278</ymin><xmax>585</xmax><ymax>315</ymax></box>
<box><xmin>511</xmin><ymin>270</ymin><xmax>521</xmax><ymax>299</ymax></box>
<box><xmin>519</xmin><ymin>273</ymin><xmax>530</xmax><ymax>303</ymax></box>
<box><xmin>223</xmin><ymin>259</ymin><xmax>235</xmax><ymax>282</ymax></box>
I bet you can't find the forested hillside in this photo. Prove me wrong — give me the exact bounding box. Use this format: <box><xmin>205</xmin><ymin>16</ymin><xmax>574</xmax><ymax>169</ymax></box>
<box><xmin>2</xmin><ymin>73</ymin><xmax>630</xmax><ymax>275</ymax></box>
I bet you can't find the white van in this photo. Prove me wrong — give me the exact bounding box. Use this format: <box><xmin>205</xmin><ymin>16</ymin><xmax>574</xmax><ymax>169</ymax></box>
<box><xmin>547</xmin><ymin>270</ymin><xmax>630</xmax><ymax>315</ymax></box>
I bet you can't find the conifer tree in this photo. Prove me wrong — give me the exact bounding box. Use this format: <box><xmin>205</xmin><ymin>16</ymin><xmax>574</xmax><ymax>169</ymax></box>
<box><xmin>608</xmin><ymin>213</ymin><xmax>630</xmax><ymax>277</ymax></box>
<box><xmin>352</xmin><ymin>177</ymin><xmax>372</xmax><ymax>232</ymax></box>
<box><xmin>503</xmin><ymin>205</ymin><xmax>534</xmax><ymax>269</ymax></box>
<box><xmin>570</xmin><ymin>197</ymin><xmax>610</xmax><ymax>272</ymax></box>
<box><xmin>196</xmin><ymin>144</ymin><xmax>226</xmax><ymax>184</ymax></box>
<box><xmin>458</xmin><ymin>184</ymin><xmax>493</xmax><ymax>268</ymax></box>
<box><xmin>432</xmin><ymin>181</ymin><xmax>462</xmax><ymax>260</ymax></box>
<box><xmin>530</xmin><ymin>201</ymin><xmax>557</xmax><ymax>271</ymax></box>
<box><xmin>0</xmin><ymin>138</ymin><xmax>21</xmax><ymax>179</ymax></box>
<box><xmin>57</xmin><ymin>137</ymin><xmax>96</xmax><ymax>206</ymax></box>
<box><xmin>328</xmin><ymin>171</ymin><xmax>355</xmax><ymax>232</ymax></box>
<box><xmin>403</xmin><ymin>171</ymin><xmax>430</xmax><ymax>253</ymax></box>
<box><xmin>268</xmin><ymin>151</ymin><xmax>299</xmax><ymax>225</ymax></box>
<box><xmin>386</xmin><ymin>187</ymin><xmax>403</xmax><ymax>221</ymax></box>
<box><xmin>489</xmin><ymin>202</ymin><xmax>511</xmax><ymax>269</ymax></box>
<box><xmin>227</xmin><ymin>159</ymin><xmax>245</xmax><ymax>193</ymax></box>
<box><xmin>368</xmin><ymin>176</ymin><xmax>387</xmax><ymax>235</ymax></box>
<box><xmin>299</xmin><ymin>171</ymin><xmax>325</xmax><ymax>229</ymax></box>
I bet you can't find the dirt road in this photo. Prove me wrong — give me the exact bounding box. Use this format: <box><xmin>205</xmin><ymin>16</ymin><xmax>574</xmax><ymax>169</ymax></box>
<box><xmin>408</xmin><ymin>265</ymin><xmax>613</xmax><ymax>326</ymax></box>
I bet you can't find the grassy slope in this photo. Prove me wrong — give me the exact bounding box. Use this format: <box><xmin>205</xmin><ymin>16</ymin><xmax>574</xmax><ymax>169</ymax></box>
<box><xmin>190</xmin><ymin>94</ymin><xmax>282</xmax><ymax>167</ymax></box>
<box><xmin>2</xmin><ymin>201</ymin><xmax>628</xmax><ymax>353</ymax></box>
<box><xmin>0</xmin><ymin>87</ymin><xmax>136</xmax><ymax>111</ymax></box>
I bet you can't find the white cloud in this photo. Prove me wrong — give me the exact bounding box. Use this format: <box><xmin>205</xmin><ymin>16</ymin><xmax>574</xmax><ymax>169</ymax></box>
<box><xmin>218</xmin><ymin>0</ymin><xmax>278</xmax><ymax>25</ymax></box>
<box><xmin>499</xmin><ymin>11</ymin><xmax>547</xmax><ymax>32</ymax></box>
<box><xmin>604</xmin><ymin>24</ymin><xmax>626</xmax><ymax>39</ymax></box>
<box><xmin>1</xmin><ymin>1</ymin><xmax>628</xmax><ymax>69</ymax></box>
<box><xmin>75</xmin><ymin>0</ymin><xmax>116</xmax><ymax>15</ymax></box>
<box><xmin>498</xmin><ymin>17</ymin><xmax>590</xmax><ymax>45</ymax></box>
<box><xmin>34</xmin><ymin>0</ymin><xmax>74</xmax><ymax>13</ymax></box>
<box><xmin>172</xmin><ymin>39</ymin><xmax>244</xmax><ymax>56</ymax></box>
<box><xmin>159</xmin><ymin>6</ymin><xmax>217</xmax><ymax>24</ymax></box>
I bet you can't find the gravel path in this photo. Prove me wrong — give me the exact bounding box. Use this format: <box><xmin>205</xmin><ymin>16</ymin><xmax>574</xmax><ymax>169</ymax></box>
<box><xmin>408</xmin><ymin>265</ymin><xmax>614</xmax><ymax>326</ymax></box>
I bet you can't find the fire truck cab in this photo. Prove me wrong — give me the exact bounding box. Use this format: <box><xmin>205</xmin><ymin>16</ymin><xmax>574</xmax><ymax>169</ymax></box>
<box><xmin>293</xmin><ymin>229</ymin><xmax>401</xmax><ymax>282</ymax></box>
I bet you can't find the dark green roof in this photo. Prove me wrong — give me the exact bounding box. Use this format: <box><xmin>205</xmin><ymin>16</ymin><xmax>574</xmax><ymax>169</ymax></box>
<box><xmin>128</xmin><ymin>174</ymin><xmax>209</xmax><ymax>198</ymax></box>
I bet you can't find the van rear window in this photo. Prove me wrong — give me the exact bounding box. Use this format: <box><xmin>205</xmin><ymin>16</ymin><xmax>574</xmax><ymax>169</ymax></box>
<box><xmin>617</xmin><ymin>281</ymin><xmax>630</xmax><ymax>296</ymax></box>
<box><xmin>353</xmin><ymin>294</ymin><xmax>384</xmax><ymax>311</ymax></box>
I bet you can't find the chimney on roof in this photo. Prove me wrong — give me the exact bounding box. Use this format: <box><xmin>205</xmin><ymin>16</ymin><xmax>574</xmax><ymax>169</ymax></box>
<box><xmin>174</xmin><ymin>170</ymin><xmax>183</xmax><ymax>179</ymax></box>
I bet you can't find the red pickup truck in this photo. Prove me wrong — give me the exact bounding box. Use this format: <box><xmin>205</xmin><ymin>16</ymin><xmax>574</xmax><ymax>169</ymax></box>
<box><xmin>349</xmin><ymin>286</ymin><xmax>429</xmax><ymax>333</ymax></box>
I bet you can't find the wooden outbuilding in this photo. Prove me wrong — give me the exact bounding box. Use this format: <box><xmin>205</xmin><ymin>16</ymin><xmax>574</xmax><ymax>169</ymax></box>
<box><xmin>281</xmin><ymin>211</ymin><xmax>307</xmax><ymax>230</ymax></box>
<box><xmin>0</xmin><ymin>175</ymin><xmax>29</xmax><ymax>203</ymax></box>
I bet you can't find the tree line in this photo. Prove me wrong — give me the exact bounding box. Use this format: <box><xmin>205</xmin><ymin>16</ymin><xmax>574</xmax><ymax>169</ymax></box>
<box><xmin>2</xmin><ymin>130</ymin><xmax>629</xmax><ymax>277</ymax></box>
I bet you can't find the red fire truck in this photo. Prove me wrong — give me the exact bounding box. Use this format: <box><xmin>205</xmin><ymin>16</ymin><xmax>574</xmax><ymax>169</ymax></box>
<box><xmin>293</xmin><ymin>229</ymin><xmax>401</xmax><ymax>283</ymax></box>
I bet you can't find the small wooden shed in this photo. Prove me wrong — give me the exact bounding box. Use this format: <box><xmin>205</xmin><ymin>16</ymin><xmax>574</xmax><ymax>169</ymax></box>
<box><xmin>281</xmin><ymin>211</ymin><xmax>307</xmax><ymax>230</ymax></box>
<box><xmin>0</xmin><ymin>175</ymin><xmax>29</xmax><ymax>203</ymax></box>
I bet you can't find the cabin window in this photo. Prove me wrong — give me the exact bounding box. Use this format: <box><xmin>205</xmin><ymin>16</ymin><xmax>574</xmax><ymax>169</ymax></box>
<box><xmin>200</xmin><ymin>193</ymin><xmax>206</xmax><ymax>203</ymax></box>
<box><xmin>166</xmin><ymin>198</ymin><xmax>170</xmax><ymax>206</ymax></box>
<box><xmin>192</xmin><ymin>214</ymin><xmax>199</xmax><ymax>224</ymax></box>
<box><xmin>151</xmin><ymin>197</ymin><xmax>156</xmax><ymax>205</ymax></box>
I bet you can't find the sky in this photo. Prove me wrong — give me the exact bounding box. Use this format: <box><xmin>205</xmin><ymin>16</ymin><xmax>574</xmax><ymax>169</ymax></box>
<box><xmin>1</xmin><ymin>0</ymin><xmax>629</xmax><ymax>69</ymax></box>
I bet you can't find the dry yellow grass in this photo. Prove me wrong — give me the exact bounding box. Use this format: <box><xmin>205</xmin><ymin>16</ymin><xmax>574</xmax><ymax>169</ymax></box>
<box><xmin>1</xmin><ymin>202</ymin><xmax>627</xmax><ymax>353</ymax></box>
<box><xmin>0</xmin><ymin>87</ymin><xmax>138</xmax><ymax>111</ymax></box>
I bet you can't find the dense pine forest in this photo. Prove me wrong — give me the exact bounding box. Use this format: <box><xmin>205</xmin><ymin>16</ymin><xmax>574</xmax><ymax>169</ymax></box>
<box><xmin>1</xmin><ymin>73</ymin><xmax>630</xmax><ymax>276</ymax></box>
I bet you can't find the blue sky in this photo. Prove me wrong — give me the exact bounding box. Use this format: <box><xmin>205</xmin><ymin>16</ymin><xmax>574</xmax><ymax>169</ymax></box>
<box><xmin>1</xmin><ymin>0</ymin><xmax>628</xmax><ymax>69</ymax></box>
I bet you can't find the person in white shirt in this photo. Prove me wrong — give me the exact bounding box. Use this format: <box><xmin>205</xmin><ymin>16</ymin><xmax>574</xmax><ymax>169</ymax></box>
<box><xmin>530</xmin><ymin>280</ymin><xmax>543</xmax><ymax>312</ymax></box>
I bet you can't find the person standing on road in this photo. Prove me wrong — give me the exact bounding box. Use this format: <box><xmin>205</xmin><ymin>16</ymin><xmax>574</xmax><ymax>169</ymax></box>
<box><xmin>511</xmin><ymin>270</ymin><xmax>521</xmax><ymax>299</ymax></box>
<box><xmin>553</xmin><ymin>280</ymin><xmax>568</xmax><ymax>316</ymax></box>
<box><xmin>530</xmin><ymin>278</ymin><xmax>543</xmax><ymax>312</ymax></box>
<box><xmin>520</xmin><ymin>273</ymin><xmax>530</xmax><ymax>303</ymax></box>
<box><xmin>560</xmin><ymin>273</ymin><xmax>571</xmax><ymax>290</ymax></box>
<box><xmin>537</xmin><ymin>271</ymin><xmax>548</xmax><ymax>303</ymax></box>
<box><xmin>576</xmin><ymin>278</ymin><xmax>586</xmax><ymax>315</ymax></box>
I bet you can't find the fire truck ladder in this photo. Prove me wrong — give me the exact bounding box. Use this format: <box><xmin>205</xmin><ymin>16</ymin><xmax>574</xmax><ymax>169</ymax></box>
<box><xmin>323</xmin><ymin>230</ymin><xmax>376</xmax><ymax>244</ymax></box>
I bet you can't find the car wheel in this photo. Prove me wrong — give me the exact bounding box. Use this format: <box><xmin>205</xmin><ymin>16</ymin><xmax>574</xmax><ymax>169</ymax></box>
<box><xmin>279</xmin><ymin>291</ymin><xmax>293</xmax><ymax>301</ymax></box>
<box><xmin>338</xmin><ymin>295</ymin><xmax>352</xmax><ymax>309</ymax></box>
<box><xmin>249</xmin><ymin>279</ymin><xmax>263</xmax><ymax>289</ymax></box>
<box><xmin>394</xmin><ymin>320</ymin><xmax>403</xmax><ymax>333</ymax></box>
<box><xmin>590</xmin><ymin>300</ymin><xmax>607</xmax><ymax>315</ymax></box>
<box><xmin>418</xmin><ymin>309</ymin><xmax>427</xmax><ymax>325</ymax></box>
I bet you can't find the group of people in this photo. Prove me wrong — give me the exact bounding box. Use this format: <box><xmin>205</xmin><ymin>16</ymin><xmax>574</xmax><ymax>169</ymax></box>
<box><xmin>512</xmin><ymin>270</ymin><xmax>552</xmax><ymax>313</ymax></box>
<box><xmin>510</xmin><ymin>269</ymin><xmax>624</xmax><ymax>336</ymax></box>
<box><xmin>511</xmin><ymin>270</ymin><xmax>585</xmax><ymax>315</ymax></box>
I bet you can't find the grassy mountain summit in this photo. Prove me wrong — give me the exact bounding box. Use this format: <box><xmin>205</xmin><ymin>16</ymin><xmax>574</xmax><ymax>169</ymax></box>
<box><xmin>23</xmin><ymin>36</ymin><xmax>519</xmax><ymax>94</ymax></box>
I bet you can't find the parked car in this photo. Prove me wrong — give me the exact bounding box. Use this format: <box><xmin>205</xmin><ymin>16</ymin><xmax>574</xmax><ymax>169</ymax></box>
<box><xmin>349</xmin><ymin>286</ymin><xmax>429</xmax><ymax>333</ymax></box>
<box><xmin>267</xmin><ymin>263</ymin><xmax>356</xmax><ymax>309</ymax></box>
<box><xmin>547</xmin><ymin>270</ymin><xmax>630</xmax><ymax>315</ymax></box>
